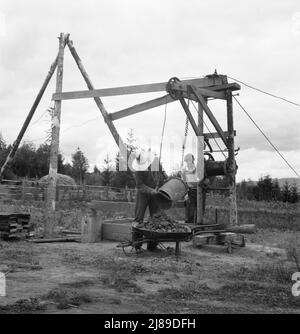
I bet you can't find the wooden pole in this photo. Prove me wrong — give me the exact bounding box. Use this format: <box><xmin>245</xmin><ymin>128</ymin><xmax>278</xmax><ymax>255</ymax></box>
<box><xmin>0</xmin><ymin>54</ymin><xmax>60</xmax><ymax>180</ymax></box>
<box><xmin>66</xmin><ymin>40</ymin><xmax>128</xmax><ymax>165</ymax></box>
<box><xmin>196</xmin><ymin>102</ymin><xmax>205</xmax><ymax>224</ymax></box>
<box><xmin>226</xmin><ymin>90</ymin><xmax>238</xmax><ymax>226</ymax></box>
<box><xmin>44</xmin><ymin>33</ymin><xmax>68</xmax><ymax>237</ymax></box>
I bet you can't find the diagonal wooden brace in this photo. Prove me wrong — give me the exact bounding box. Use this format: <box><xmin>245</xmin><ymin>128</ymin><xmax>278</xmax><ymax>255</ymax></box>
<box><xmin>189</xmin><ymin>85</ymin><xmax>228</xmax><ymax>147</ymax></box>
<box><xmin>67</xmin><ymin>40</ymin><xmax>128</xmax><ymax>164</ymax></box>
<box><xmin>179</xmin><ymin>98</ymin><xmax>202</xmax><ymax>137</ymax></box>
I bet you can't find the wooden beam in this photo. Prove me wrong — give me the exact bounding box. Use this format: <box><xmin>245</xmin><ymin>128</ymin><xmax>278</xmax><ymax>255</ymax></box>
<box><xmin>110</xmin><ymin>88</ymin><xmax>225</xmax><ymax>122</ymax></box>
<box><xmin>171</xmin><ymin>81</ymin><xmax>226</xmax><ymax>99</ymax></box>
<box><xmin>45</xmin><ymin>33</ymin><xmax>68</xmax><ymax>238</ymax></box>
<box><xmin>179</xmin><ymin>99</ymin><xmax>201</xmax><ymax>137</ymax></box>
<box><xmin>204</xmin><ymin>130</ymin><xmax>236</xmax><ymax>139</ymax></box>
<box><xmin>197</xmin><ymin>100</ymin><xmax>205</xmax><ymax>225</ymax></box>
<box><xmin>52</xmin><ymin>76</ymin><xmax>225</xmax><ymax>101</ymax></box>
<box><xmin>67</xmin><ymin>40</ymin><xmax>127</xmax><ymax>152</ymax></box>
<box><xmin>226</xmin><ymin>90</ymin><xmax>238</xmax><ymax>226</ymax></box>
<box><xmin>110</xmin><ymin>94</ymin><xmax>175</xmax><ymax>121</ymax></box>
<box><xmin>0</xmin><ymin>51</ymin><xmax>62</xmax><ymax>179</ymax></box>
<box><xmin>210</xmin><ymin>82</ymin><xmax>240</xmax><ymax>92</ymax></box>
<box><xmin>190</xmin><ymin>86</ymin><xmax>228</xmax><ymax>146</ymax></box>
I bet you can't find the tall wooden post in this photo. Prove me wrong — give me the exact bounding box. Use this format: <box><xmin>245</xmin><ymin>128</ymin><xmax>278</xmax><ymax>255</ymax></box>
<box><xmin>196</xmin><ymin>102</ymin><xmax>205</xmax><ymax>224</ymax></box>
<box><xmin>44</xmin><ymin>33</ymin><xmax>68</xmax><ymax>237</ymax></box>
<box><xmin>226</xmin><ymin>91</ymin><xmax>238</xmax><ymax>226</ymax></box>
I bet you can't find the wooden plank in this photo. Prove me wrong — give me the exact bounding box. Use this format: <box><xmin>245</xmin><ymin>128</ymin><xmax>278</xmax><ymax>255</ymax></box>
<box><xmin>109</xmin><ymin>87</ymin><xmax>227</xmax><ymax>122</ymax></box>
<box><xmin>110</xmin><ymin>94</ymin><xmax>175</xmax><ymax>121</ymax></box>
<box><xmin>226</xmin><ymin>224</ymin><xmax>256</xmax><ymax>234</ymax></box>
<box><xmin>29</xmin><ymin>237</ymin><xmax>80</xmax><ymax>243</ymax></box>
<box><xmin>190</xmin><ymin>86</ymin><xmax>228</xmax><ymax>146</ymax></box>
<box><xmin>204</xmin><ymin>130</ymin><xmax>236</xmax><ymax>139</ymax></box>
<box><xmin>171</xmin><ymin>81</ymin><xmax>226</xmax><ymax>99</ymax></box>
<box><xmin>179</xmin><ymin>99</ymin><xmax>202</xmax><ymax>137</ymax></box>
<box><xmin>67</xmin><ymin>40</ymin><xmax>128</xmax><ymax>159</ymax></box>
<box><xmin>52</xmin><ymin>76</ymin><xmax>224</xmax><ymax>101</ymax></box>
<box><xmin>211</xmin><ymin>82</ymin><xmax>240</xmax><ymax>92</ymax></box>
<box><xmin>0</xmin><ymin>49</ymin><xmax>62</xmax><ymax>179</ymax></box>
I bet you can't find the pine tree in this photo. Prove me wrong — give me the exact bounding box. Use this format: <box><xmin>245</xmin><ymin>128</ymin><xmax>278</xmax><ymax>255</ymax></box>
<box><xmin>290</xmin><ymin>183</ymin><xmax>299</xmax><ymax>203</ymax></box>
<box><xmin>256</xmin><ymin>175</ymin><xmax>273</xmax><ymax>201</ymax></box>
<box><xmin>93</xmin><ymin>165</ymin><xmax>100</xmax><ymax>174</ymax></box>
<box><xmin>282</xmin><ymin>181</ymin><xmax>291</xmax><ymax>203</ymax></box>
<box><xmin>71</xmin><ymin>147</ymin><xmax>89</xmax><ymax>185</ymax></box>
<box><xmin>271</xmin><ymin>179</ymin><xmax>281</xmax><ymax>201</ymax></box>
<box><xmin>111</xmin><ymin>129</ymin><xmax>138</xmax><ymax>188</ymax></box>
<box><xmin>101</xmin><ymin>154</ymin><xmax>113</xmax><ymax>186</ymax></box>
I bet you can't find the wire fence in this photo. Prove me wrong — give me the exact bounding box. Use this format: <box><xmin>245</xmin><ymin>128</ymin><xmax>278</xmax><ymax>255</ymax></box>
<box><xmin>0</xmin><ymin>180</ymin><xmax>137</xmax><ymax>203</ymax></box>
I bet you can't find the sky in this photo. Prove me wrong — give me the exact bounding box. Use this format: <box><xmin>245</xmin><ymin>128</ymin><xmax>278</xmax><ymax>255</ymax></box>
<box><xmin>0</xmin><ymin>0</ymin><xmax>300</xmax><ymax>181</ymax></box>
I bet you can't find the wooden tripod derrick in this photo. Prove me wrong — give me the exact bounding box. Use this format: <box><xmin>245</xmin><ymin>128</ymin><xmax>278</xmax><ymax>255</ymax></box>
<box><xmin>0</xmin><ymin>33</ymin><xmax>241</xmax><ymax>236</ymax></box>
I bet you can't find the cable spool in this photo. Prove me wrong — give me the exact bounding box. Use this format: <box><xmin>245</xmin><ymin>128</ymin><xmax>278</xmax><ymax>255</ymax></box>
<box><xmin>166</xmin><ymin>77</ymin><xmax>182</xmax><ymax>100</ymax></box>
<box><xmin>205</xmin><ymin>160</ymin><xmax>228</xmax><ymax>177</ymax></box>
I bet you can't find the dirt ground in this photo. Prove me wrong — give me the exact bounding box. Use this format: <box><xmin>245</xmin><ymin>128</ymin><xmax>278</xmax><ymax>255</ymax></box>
<box><xmin>0</xmin><ymin>229</ymin><xmax>300</xmax><ymax>314</ymax></box>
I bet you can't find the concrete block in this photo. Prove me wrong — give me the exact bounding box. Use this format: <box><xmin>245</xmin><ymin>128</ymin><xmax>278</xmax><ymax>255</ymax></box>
<box><xmin>102</xmin><ymin>222</ymin><xmax>132</xmax><ymax>242</ymax></box>
<box><xmin>81</xmin><ymin>207</ymin><xmax>102</xmax><ymax>243</ymax></box>
<box><xmin>90</xmin><ymin>201</ymin><xmax>135</xmax><ymax>218</ymax></box>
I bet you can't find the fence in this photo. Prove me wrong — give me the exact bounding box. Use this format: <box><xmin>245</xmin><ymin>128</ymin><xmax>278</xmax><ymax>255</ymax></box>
<box><xmin>0</xmin><ymin>179</ymin><xmax>137</xmax><ymax>203</ymax></box>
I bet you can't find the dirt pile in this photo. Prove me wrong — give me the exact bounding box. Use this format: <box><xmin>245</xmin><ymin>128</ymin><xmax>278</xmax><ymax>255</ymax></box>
<box><xmin>141</xmin><ymin>212</ymin><xmax>189</xmax><ymax>233</ymax></box>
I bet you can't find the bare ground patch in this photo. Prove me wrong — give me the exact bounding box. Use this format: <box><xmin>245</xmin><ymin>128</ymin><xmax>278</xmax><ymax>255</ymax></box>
<box><xmin>0</xmin><ymin>231</ymin><xmax>300</xmax><ymax>314</ymax></box>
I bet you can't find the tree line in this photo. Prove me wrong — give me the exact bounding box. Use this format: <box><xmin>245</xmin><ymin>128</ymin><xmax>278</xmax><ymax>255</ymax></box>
<box><xmin>0</xmin><ymin>131</ymin><xmax>137</xmax><ymax>188</ymax></box>
<box><xmin>1</xmin><ymin>131</ymin><xmax>299</xmax><ymax>202</ymax></box>
<box><xmin>237</xmin><ymin>175</ymin><xmax>299</xmax><ymax>203</ymax></box>
<box><xmin>211</xmin><ymin>175</ymin><xmax>299</xmax><ymax>203</ymax></box>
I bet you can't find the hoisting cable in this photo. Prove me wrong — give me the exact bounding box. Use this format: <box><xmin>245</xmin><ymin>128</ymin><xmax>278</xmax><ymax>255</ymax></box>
<box><xmin>181</xmin><ymin>101</ymin><xmax>190</xmax><ymax>167</ymax></box>
<box><xmin>157</xmin><ymin>96</ymin><xmax>168</xmax><ymax>184</ymax></box>
<box><xmin>233</xmin><ymin>96</ymin><xmax>300</xmax><ymax>178</ymax></box>
<box><xmin>228</xmin><ymin>76</ymin><xmax>300</xmax><ymax>108</ymax></box>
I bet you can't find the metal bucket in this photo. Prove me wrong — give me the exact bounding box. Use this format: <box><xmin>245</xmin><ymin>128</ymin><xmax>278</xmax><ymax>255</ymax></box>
<box><xmin>156</xmin><ymin>177</ymin><xmax>188</xmax><ymax>210</ymax></box>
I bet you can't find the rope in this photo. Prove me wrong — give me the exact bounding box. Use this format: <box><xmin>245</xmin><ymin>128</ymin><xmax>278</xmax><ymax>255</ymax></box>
<box><xmin>233</xmin><ymin>96</ymin><xmax>300</xmax><ymax>178</ymax></box>
<box><xmin>157</xmin><ymin>96</ymin><xmax>168</xmax><ymax>172</ymax></box>
<box><xmin>228</xmin><ymin>76</ymin><xmax>300</xmax><ymax>108</ymax></box>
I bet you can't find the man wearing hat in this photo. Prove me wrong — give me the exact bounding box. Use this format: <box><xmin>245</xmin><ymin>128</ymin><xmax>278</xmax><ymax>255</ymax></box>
<box><xmin>131</xmin><ymin>148</ymin><xmax>167</xmax><ymax>250</ymax></box>
<box><xmin>132</xmin><ymin>148</ymin><xmax>167</xmax><ymax>223</ymax></box>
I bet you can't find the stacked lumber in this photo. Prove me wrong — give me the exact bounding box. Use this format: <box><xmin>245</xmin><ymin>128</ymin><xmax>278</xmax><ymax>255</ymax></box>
<box><xmin>0</xmin><ymin>213</ymin><xmax>31</xmax><ymax>240</ymax></box>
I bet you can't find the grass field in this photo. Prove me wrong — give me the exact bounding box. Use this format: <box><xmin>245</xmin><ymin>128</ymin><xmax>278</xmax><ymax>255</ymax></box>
<box><xmin>0</xmin><ymin>198</ymin><xmax>299</xmax><ymax>314</ymax></box>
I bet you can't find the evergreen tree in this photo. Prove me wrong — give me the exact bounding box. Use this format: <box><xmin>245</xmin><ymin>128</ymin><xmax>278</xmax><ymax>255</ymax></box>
<box><xmin>93</xmin><ymin>165</ymin><xmax>100</xmax><ymax>174</ymax></box>
<box><xmin>101</xmin><ymin>154</ymin><xmax>114</xmax><ymax>186</ymax></box>
<box><xmin>271</xmin><ymin>179</ymin><xmax>281</xmax><ymax>201</ymax></box>
<box><xmin>282</xmin><ymin>181</ymin><xmax>291</xmax><ymax>203</ymax></box>
<box><xmin>71</xmin><ymin>147</ymin><xmax>89</xmax><ymax>185</ymax></box>
<box><xmin>255</xmin><ymin>175</ymin><xmax>273</xmax><ymax>201</ymax></box>
<box><xmin>11</xmin><ymin>142</ymin><xmax>37</xmax><ymax>178</ymax></box>
<box><xmin>111</xmin><ymin>129</ymin><xmax>138</xmax><ymax>189</ymax></box>
<box><xmin>290</xmin><ymin>183</ymin><xmax>299</xmax><ymax>203</ymax></box>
